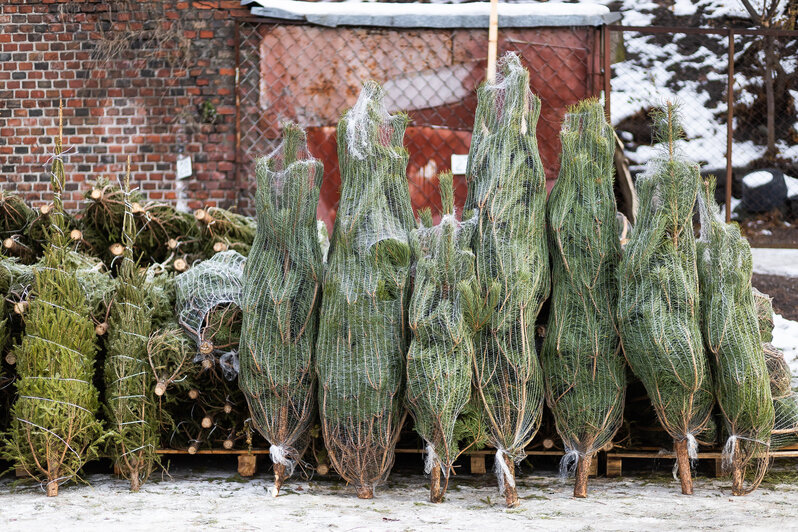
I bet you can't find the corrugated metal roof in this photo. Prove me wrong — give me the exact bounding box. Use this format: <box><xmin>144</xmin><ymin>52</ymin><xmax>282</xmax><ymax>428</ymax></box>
<box><xmin>243</xmin><ymin>0</ymin><xmax>621</xmax><ymax>28</ymax></box>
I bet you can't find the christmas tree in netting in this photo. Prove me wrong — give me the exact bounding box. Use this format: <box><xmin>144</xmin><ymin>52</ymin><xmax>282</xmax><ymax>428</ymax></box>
<box><xmin>696</xmin><ymin>177</ymin><xmax>773</xmax><ymax>495</ymax></box>
<box><xmin>462</xmin><ymin>52</ymin><xmax>550</xmax><ymax>507</ymax></box>
<box><xmin>315</xmin><ymin>81</ymin><xmax>414</xmax><ymax>499</ymax></box>
<box><xmin>2</xmin><ymin>110</ymin><xmax>104</xmax><ymax>496</ymax></box>
<box><xmin>239</xmin><ymin>122</ymin><xmax>324</xmax><ymax>496</ymax></box>
<box><xmin>406</xmin><ymin>172</ymin><xmax>476</xmax><ymax>503</ymax></box>
<box><xmin>104</xmin><ymin>170</ymin><xmax>160</xmax><ymax>492</ymax></box>
<box><xmin>617</xmin><ymin>103</ymin><xmax>714</xmax><ymax>495</ymax></box>
<box><xmin>540</xmin><ymin>99</ymin><xmax>626</xmax><ymax>499</ymax></box>
<box><xmin>753</xmin><ymin>292</ymin><xmax>798</xmax><ymax>450</ymax></box>
<box><xmin>0</xmin><ymin>189</ymin><xmax>36</xmax><ymax>263</ymax></box>
<box><xmin>175</xmin><ymin>250</ymin><xmax>245</xmax><ymax>380</ymax></box>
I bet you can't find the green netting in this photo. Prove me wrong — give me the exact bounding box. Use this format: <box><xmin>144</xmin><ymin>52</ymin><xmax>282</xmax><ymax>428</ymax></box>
<box><xmin>406</xmin><ymin>172</ymin><xmax>476</xmax><ymax>500</ymax></box>
<box><xmin>104</xmin><ymin>177</ymin><xmax>159</xmax><ymax>492</ymax></box>
<box><xmin>616</xmin><ymin>104</ymin><xmax>714</xmax><ymax>493</ymax></box>
<box><xmin>540</xmin><ymin>100</ymin><xmax>626</xmax><ymax>494</ymax></box>
<box><xmin>2</xmin><ymin>127</ymin><xmax>104</xmax><ymax>496</ymax></box>
<box><xmin>315</xmin><ymin>81</ymin><xmax>414</xmax><ymax>499</ymax></box>
<box><xmin>175</xmin><ymin>250</ymin><xmax>245</xmax><ymax>380</ymax></box>
<box><xmin>697</xmin><ymin>177</ymin><xmax>773</xmax><ymax>495</ymax></box>
<box><xmin>462</xmin><ymin>52</ymin><xmax>549</xmax><ymax>505</ymax></box>
<box><xmin>238</xmin><ymin>123</ymin><xmax>324</xmax><ymax>495</ymax></box>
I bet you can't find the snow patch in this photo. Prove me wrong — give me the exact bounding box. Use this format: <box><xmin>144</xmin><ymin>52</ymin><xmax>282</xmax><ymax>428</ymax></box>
<box><xmin>751</xmin><ymin>248</ymin><xmax>798</xmax><ymax>278</ymax></box>
<box><xmin>786</xmin><ymin>175</ymin><xmax>798</xmax><ymax>198</ymax></box>
<box><xmin>743</xmin><ymin>170</ymin><xmax>775</xmax><ymax>188</ymax></box>
<box><xmin>773</xmin><ymin>313</ymin><xmax>798</xmax><ymax>380</ymax></box>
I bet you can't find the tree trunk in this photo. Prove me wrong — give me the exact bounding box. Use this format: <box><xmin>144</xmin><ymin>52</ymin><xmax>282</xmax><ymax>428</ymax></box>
<box><xmin>130</xmin><ymin>469</ymin><xmax>141</xmax><ymax>493</ymax></box>
<box><xmin>503</xmin><ymin>453</ymin><xmax>519</xmax><ymax>507</ymax></box>
<box><xmin>573</xmin><ymin>453</ymin><xmax>593</xmax><ymax>499</ymax></box>
<box><xmin>356</xmin><ymin>485</ymin><xmax>374</xmax><ymax>499</ymax></box>
<box><xmin>731</xmin><ymin>449</ymin><xmax>745</xmax><ymax>496</ymax></box>
<box><xmin>674</xmin><ymin>438</ymin><xmax>693</xmax><ymax>495</ymax></box>
<box><xmin>273</xmin><ymin>462</ymin><xmax>286</xmax><ymax>497</ymax></box>
<box><xmin>46</xmin><ymin>480</ymin><xmax>59</xmax><ymax>497</ymax></box>
<box><xmin>429</xmin><ymin>465</ymin><xmax>444</xmax><ymax>503</ymax></box>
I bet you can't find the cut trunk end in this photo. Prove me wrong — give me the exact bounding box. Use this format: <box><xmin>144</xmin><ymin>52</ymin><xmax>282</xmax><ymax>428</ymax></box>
<box><xmin>503</xmin><ymin>454</ymin><xmax>519</xmax><ymax>508</ymax></box>
<box><xmin>272</xmin><ymin>463</ymin><xmax>286</xmax><ymax>497</ymax></box>
<box><xmin>46</xmin><ymin>481</ymin><xmax>58</xmax><ymax>497</ymax></box>
<box><xmin>357</xmin><ymin>485</ymin><xmax>374</xmax><ymax>499</ymax></box>
<box><xmin>429</xmin><ymin>465</ymin><xmax>444</xmax><ymax>503</ymax></box>
<box><xmin>675</xmin><ymin>439</ymin><xmax>693</xmax><ymax>495</ymax></box>
<box><xmin>573</xmin><ymin>454</ymin><xmax>592</xmax><ymax>498</ymax></box>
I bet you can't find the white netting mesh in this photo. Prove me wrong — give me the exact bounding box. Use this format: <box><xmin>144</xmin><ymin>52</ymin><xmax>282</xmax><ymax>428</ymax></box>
<box><xmin>315</xmin><ymin>81</ymin><xmax>414</xmax><ymax>498</ymax></box>
<box><xmin>174</xmin><ymin>250</ymin><xmax>245</xmax><ymax>380</ymax></box>
<box><xmin>406</xmin><ymin>172</ymin><xmax>476</xmax><ymax>487</ymax></box>
<box><xmin>540</xmin><ymin>100</ymin><xmax>626</xmax><ymax>482</ymax></box>
<box><xmin>616</xmin><ymin>104</ymin><xmax>715</xmax><ymax>491</ymax></box>
<box><xmin>462</xmin><ymin>52</ymin><xmax>550</xmax><ymax>501</ymax></box>
<box><xmin>238</xmin><ymin>123</ymin><xmax>324</xmax><ymax>493</ymax></box>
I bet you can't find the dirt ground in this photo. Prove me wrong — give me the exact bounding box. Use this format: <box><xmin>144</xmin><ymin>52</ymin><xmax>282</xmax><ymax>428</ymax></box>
<box><xmin>753</xmin><ymin>273</ymin><xmax>798</xmax><ymax>321</ymax></box>
<box><xmin>3</xmin><ymin>461</ymin><xmax>798</xmax><ymax>531</ymax></box>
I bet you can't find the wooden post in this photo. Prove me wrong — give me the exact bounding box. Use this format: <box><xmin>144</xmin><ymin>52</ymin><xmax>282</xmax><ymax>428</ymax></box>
<box><xmin>486</xmin><ymin>0</ymin><xmax>499</xmax><ymax>83</ymax></box>
<box><xmin>606</xmin><ymin>455</ymin><xmax>622</xmax><ymax>477</ymax></box>
<box><xmin>470</xmin><ymin>454</ymin><xmax>487</xmax><ymax>474</ymax></box>
<box><xmin>674</xmin><ymin>439</ymin><xmax>693</xmax><ymax>495</ymax></box>
<box><xmin>238</xmin><ymin>454</ymin><xmax>257</xmax><ymax>477</ymax></box>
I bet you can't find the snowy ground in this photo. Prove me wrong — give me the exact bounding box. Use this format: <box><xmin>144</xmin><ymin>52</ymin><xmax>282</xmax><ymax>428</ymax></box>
<box><xmin>3</xmin><ymin>465</ymin><xmax>798</xmax><ymax>531</ymax></box>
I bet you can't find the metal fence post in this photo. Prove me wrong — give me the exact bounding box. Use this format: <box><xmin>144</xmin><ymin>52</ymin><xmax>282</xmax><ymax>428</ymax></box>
<box><xmin>726</xmin><ymin>29</ymin><xmax>734</xmax><ymax>223</ymax></box>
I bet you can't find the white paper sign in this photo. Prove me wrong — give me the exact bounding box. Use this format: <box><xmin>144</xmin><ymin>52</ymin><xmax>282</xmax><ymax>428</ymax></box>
<box><xmin>176</xmin><ymin>155</ymin><xmax>192</xmax><ymax>180</ymax></box>
<box><xmin>450</xmin><ymin>154</ymin><xmax>468</xmax><ymax>175</ymax></box>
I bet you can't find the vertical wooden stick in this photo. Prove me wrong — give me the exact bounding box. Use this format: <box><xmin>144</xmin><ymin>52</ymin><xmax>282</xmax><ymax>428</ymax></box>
<box><xmin>725</xmin><ymin>29</ymin><xmax>735</xmax><ymax>223</ymax></box>
<box><xmin>487</xmin><ymin>0</ymin><xmax>499</xmax><ymax>83</ymax></box>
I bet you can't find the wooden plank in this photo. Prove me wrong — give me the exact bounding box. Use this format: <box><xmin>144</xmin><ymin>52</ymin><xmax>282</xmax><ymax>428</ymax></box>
<box><xmin>156</xmin><ymin>449</ymin><xmax>270</xmax><ymax>455</ymax></box>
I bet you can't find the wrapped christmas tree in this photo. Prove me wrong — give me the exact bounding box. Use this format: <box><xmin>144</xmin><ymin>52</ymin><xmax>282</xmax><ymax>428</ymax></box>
<box><xmin>80</xmin><ymin>177</ymin><xmax>142</xmax><ymax>267</ymax></box>
<box><xmin>2</xmin><ymin>109</ymin><xmax>104</xmax><ymax>496</ymax></box>
<box><xmin>541</xmin><ymin>100</ymin><xmax>626</xmax><ymax>498</ymax></box>
<box><xmin>194</xmin><ymin>206</ymin><xmax>256</xmax><ymax>257</ymax></box>
<box><xmin>239</xmin><ymin>123</ymin><xmax>324</xmax><ymax>496</ymax></box>
<box><xmin>315</xmin><ymin>81</ymin><xmax>414</xmax><ymax>499</ymax></box>
<box><xmin>104</xmin><ymin>169</ymin><xmax>159</xmax><ymax>492</ymax></box>
<box><xmin>462</xmin><ymin>52</ymin><xmax>550</xmax><ymax>507</ymax></box>
<box><xmin>0</xmin><ymin>189</ymin><xmax>36</xmax><ymax>263</ymax></box>
<box><xmin>617</xmin><ymin>103</ymin><xmax>714</xmax><ymax>495</ymax></box>
<box><xmin>697</xmin><ymin>178</ymin><xmax>773</xmax><ymax>495</ymax></box>
<box><xmin>406</xmin><ymin>172</ymin><xmax>476</xmax><ymax>503</ymax></box>
<box><xmin>175</xmin><ymin>250</ymin><xmax>245</xmax><ymax>380</ymax></box>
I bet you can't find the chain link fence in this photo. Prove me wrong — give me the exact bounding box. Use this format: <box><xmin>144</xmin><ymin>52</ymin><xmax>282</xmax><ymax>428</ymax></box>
<box><xmin>609</xmin><ymin>26</ymin><xmax>798</xmax><ymax>246</ymax></box>
<box><xmin>236</xmin><ymin>21</ymin><xmax>601</xmax><ymax>229</ymax></box>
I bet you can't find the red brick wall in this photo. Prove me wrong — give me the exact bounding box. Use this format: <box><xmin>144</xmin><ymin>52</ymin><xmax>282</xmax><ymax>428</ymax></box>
<box><xmin>0</xmin><ymin>0</ymin><xmax>248</xmax><ymax>212</ymax></box>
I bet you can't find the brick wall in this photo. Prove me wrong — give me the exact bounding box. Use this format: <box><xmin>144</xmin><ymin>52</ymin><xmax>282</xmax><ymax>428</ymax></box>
<box><xmin>0</xmin><ymin>0</ymin><xmax>249</xmax><ymax>212</ymax></box>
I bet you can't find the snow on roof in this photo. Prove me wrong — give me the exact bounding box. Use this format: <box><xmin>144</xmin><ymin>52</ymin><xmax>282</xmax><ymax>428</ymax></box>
<box><xmin>243</xmin><ymin>0</ymin><xmax>621</xmax><ymax>29</ymax></box>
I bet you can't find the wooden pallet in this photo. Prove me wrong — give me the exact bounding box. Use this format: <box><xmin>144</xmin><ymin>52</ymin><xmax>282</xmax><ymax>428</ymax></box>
<box><xmin>155</xmin><ymin>448</ymin><xmax>271</xmax><ymax>477</ymax></box>
<box><xmin>395</xmin><ymin>447</ymin><xmax>599</xmax><ymax>477</ymax></box>
<box><xmin>605</xmin><ymin>445</ymin><xmax>798</xmax><ymax>478</ymax></box>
